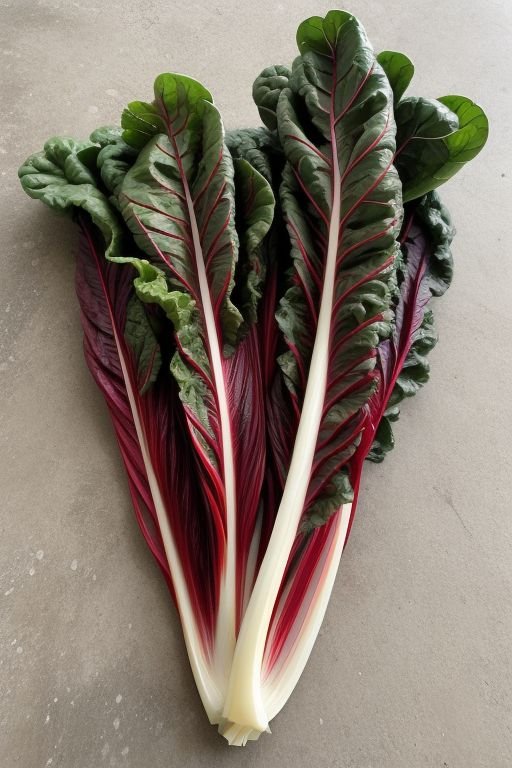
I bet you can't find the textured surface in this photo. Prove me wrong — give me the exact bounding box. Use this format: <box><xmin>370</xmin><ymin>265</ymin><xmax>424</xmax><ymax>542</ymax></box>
<box><xmin>1</xmin><ymin>1</ymin><xmax>511</xmax><ymax>765</ymax></box>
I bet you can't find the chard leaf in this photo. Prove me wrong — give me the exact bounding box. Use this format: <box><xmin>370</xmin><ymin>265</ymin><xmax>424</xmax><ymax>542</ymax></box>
<box><xmin>230</xmin><ymin>158</ymin><xmax>275</xmax><ymax>329</ymax></box>
<box><xmin>415</xmin><ymin>189</ymin><xmax>454</xmax><ymax>297</ymax></box>
<box><xmin>121</xmin><ymin>76</ymin><xmax>212</xmax><ymax>150</ymax></box>
<box><xmin>75</xmin><ymin>223</ymin><xmax>172</xmax><ymax>587</ymax></box>
<box><xmin>18</xmin><ymin>137</ymin><xmax>124</xmax><ymax>257</ymax></box>
<box><xmin>376</xmin><ymin>50</ymin><xmax>414</xmax><ymax>104</ymax></box>
<box><xmin>76</xmin><ymin>219</ymin><xmax>224</xmax><ymax>714</ymax></box>
<box><xmin>366</xmin><ymin>411</ymin><xmax>395</xmax><ymax>462</ymax></box>
<box><xmin>20</xmin><ymin>133</ymin><xmax>225</xmax><ymax>713</ymax></box>
<box><xmin>367</xmin><ymin>190</ymin><xmax>454</xmax><ymax>462</ymax></box>
<box><xmin>275</xmin><ymin>10</ymin><xmax>401</xmax><ymax>526</ymax></box>
<box><xmin>396</xmin><ymin>94</ymin><xmax>489</xmax><ymax>201</ymax></box>
<box><xmin>89</xmin><ymin>126</ymin><xmax>124</xmax><ymax>146</ymax></box>
<box><xmin>118</xmin><ymin>72</ymin><xmax>274</xmax><ymax>645</ymax></box>
<box><xmin>226</xmin><ymin>127</ymin><xmax>283</xmax><ymax>186</ymax></box>
<box><xmin>253</xmin><ymin>65</ymin><xmax>291</xmax><ymax>131</ymax></box>
<box><xmin>121</xmin><ymin>100</ymin><xmax>166</xmax><ymax>149</ymax></box>
<box><xmin>92</xmin><ymin>127</ymin><xmax>139</xmax><ymax>205</ymax></box>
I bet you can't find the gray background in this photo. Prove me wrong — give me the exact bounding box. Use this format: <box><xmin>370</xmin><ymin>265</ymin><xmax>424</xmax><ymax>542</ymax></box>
<box><xmin>1</xmin><ymin>1</ymin><xmax>511</xmax><ymax>766</ymax></box>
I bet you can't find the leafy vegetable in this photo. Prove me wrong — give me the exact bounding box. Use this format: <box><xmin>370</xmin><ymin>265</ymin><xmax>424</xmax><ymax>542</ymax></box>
<box><xmin>18</xmin><ymin>7</ymin><xmax>487</xmax><ymax>747</ymax></box>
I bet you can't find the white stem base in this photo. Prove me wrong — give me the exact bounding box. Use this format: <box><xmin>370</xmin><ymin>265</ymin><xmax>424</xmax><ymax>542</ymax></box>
<box><xmin>218</xmin><ymin>503</ymin><xmax>352</xmax><ymax>744</ymax></box>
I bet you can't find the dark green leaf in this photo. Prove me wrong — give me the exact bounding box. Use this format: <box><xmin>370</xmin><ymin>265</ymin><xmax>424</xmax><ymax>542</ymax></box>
<box><xmin>18</xmin><ymin>137</ymin><xmax>123</xmax><ymax>258</ymax></box>
<box><xmin>231</xmin><ymin>157</ymin><xmax>275</xmax><ymax>330</ymax></box>
<box><xmin>253</xmin><ymin>65</ymin><xmax>291</xmax><ymax>131</ymax></box>
<box><xmin>272</xmin><ymin>10</ymin><xmax>401</xmax><ymax>526</ymax></box>
<box><xmin>124</xmin><ymin>295</ymin><xmax>162</xmax><ymax>394</ymax></box>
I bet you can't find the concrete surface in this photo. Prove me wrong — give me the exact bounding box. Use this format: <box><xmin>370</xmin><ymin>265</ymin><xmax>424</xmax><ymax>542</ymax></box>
<box><xmin>1</xmin><ymin>0</ymin><xmax>511</xmax><ymax>765</ymax></box>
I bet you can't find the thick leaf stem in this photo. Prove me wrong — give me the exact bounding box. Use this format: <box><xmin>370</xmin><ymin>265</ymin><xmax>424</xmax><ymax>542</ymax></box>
<box><xmin>179</xmin><ymin>155</ymin><xmax>237</xmax><ymax>693</ymax></box>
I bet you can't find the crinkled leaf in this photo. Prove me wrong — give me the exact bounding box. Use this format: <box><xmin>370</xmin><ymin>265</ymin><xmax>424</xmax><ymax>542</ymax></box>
<box><xmin>367</xmin><ymin>189</ymin><xmax>454</xmax><ymax>462</ymax></box>
<box><xmin>253</xmin><ymin>65</ymin><xmax>291</xmax><ymax>131</ymax></box>
<box><xmin>18</xmin><ymin>137</ymin><xmax>124</xmax><ymax>258</ymax></box>
<box><xmin>119</xmin><ymin>73</ymin><xmax>274</xmax><ymax>630</ymax></box>
<box><xmin>300</xmin><ymin>470</ymin><xmax>353</xmax><ymax>534</ymax></box>
<box><xmin>226</xmin><ymin>127</ymin><xmax>283</xmax><ymax>186</ymax></box>
<box><xmin>92</xmin><ymin>128</ymin><xmax>139</xmax><ymax>205</ymax></box>
<box><xmin>124</xmin><ymin>294</ymin><xmax>162</xmax><ymax>394</ymax></box>
<box><xmin>415</xmin><ymin>190</ymin><xmax>454</xmax><ymax>296</ymax></box>
<box><xmin>275</xmin><ymin>9</ymin><xmax>401</xmax><ymax>526</ymax></box>
<box><xmin>230</xmin><ymin>157</ymin><xmax>275</xmax><ymax>330</ymax></box>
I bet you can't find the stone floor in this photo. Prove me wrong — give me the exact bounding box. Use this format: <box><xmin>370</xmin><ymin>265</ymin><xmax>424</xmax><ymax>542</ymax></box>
<box><xmin>1</xmin><ymin>1</ymin><xmax>511</xmax><ymax>765</ymax></box>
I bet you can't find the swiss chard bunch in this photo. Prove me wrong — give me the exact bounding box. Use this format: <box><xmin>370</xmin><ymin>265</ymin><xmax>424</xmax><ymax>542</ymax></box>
<box><xmin>18</xmin><ymin>10</ymin><xmax>487</xmax><ymax>746</ymax></box>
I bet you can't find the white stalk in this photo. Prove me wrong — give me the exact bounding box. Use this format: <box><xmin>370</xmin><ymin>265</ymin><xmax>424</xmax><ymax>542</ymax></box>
<box><xmin>112</xmin><ymin>322</ymin><xmax>224</xmax><ymax>722</ymax></box>
<box><xmin>220</xmin><ymin>151</ymin><xmax>342</xmax><ymax>744</ymax></box>
<box><xmin>183</xmin><ymin>183</ymin><xmax>237</xmax><ymax>692</ymax></box>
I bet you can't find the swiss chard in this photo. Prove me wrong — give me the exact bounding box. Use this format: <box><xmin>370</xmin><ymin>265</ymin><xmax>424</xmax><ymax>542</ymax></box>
<box><xmin>18</xmin><ymin>7</ymin><xmax>488</xmax><ymax>747</ymax></box>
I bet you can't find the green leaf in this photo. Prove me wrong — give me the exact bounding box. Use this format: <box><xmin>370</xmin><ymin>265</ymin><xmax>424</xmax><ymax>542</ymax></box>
<box><xmin>376</xmin><ymin>50</ymin><xmax>414</xmax><ymax>103</ymax></box>
<box><xmin>296</xmin><ymin>10</ymin><xmax>355</xmax><ymax>53</ymax></box>
<box><xmin>93</xmin><ymin>130</ymin><xmax>138</xmax><ymax>205</ymax></box>
<box><xmin>18</xmin><ymin>137</ymin><xmax>123</xmax><ymax>258</ymax></box>
<box><xmin>299</xmin><ymin>471</ymin><xmax>354</xmax><ymax>533</ymax></box>
<box><xmin>252</xmin><ymin>65</ymin><xmax>291</xmax><ymax>131</ymax></box>
<box><xmin>133</xmin><ymin>271</ymin><xmax>213</xmax><ymax>433</ymax></box>
<box><xmin>118</xmin><ymin>72</ymin><xmax>274</xmax><ymax>492</ymax></box>
<box><xmin>230</xmin><ymin>157</ymin><xmax>275</xmax><ymax>330</ymax></box>
<box><xmin>272</xmin><ymin>10</ymin><xmax>401</xmax><ymax>525</ymax></box>
<box><xmin>89</xmin><ymin>126</ymin><xmax>124</xmax><ymax>147</ymax></box>
<box><xmin>119</xmin><ymin>82</ymin><xmax>243</xmax><ymax>348</ymax></box>
<box><xmin>122</xmin><ymin>75</ymin><xmax>213</xmax><ymax>151</ymax></box>
<box><xmin>121</xmin><ymin>100</ymin><xmax>165</xmax><ymax>150</ymax></box>
<box><xmin>124</xmin><ymin>295</ymin><xmax>162</xmax><ymax>395</ymax></box>
<box><xmin>367</xmin><ymin>416</ymin><xmax>395</xmax><ymax>462</ymax></box>
<box><xmin>396</xmin><ymin>95</ymin><xmax>489</xmax><ymax>202</ymax></box>
<box><xmin>415</xmin><ymin>190</ymin><xmax>455</xmax><ymax>297</ymax></box>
